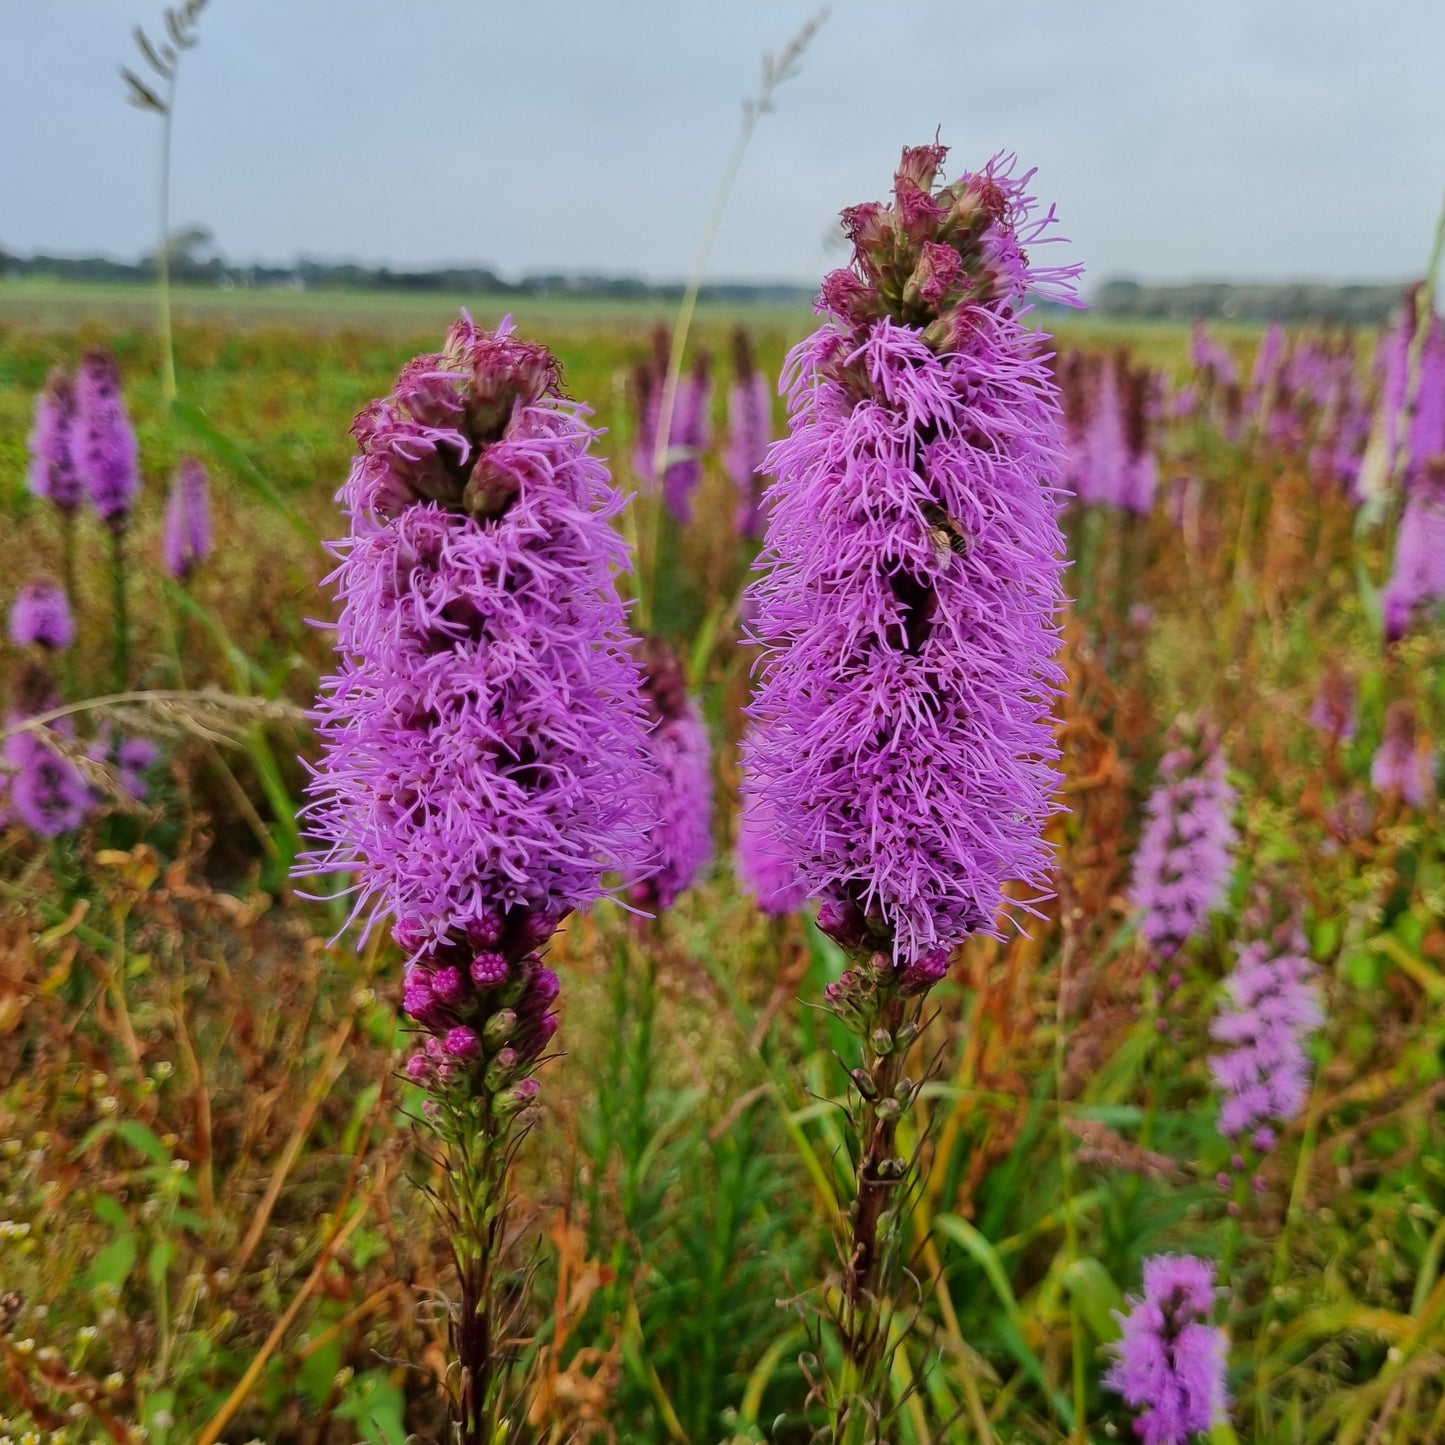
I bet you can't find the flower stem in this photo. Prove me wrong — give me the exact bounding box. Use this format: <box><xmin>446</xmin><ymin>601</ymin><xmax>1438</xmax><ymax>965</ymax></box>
<box><xmin>110</xmin><ymin>527</ymin><xmax>130</xmax><ymax>692</ymax></box>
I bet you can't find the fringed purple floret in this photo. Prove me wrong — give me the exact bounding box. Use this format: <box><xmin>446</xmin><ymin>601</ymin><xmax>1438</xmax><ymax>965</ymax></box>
<box><xmin>1128</xmin><ymin>719</ymin><xmax>1237</xmax><ymax>962</ymax></box>
<box><xmin>28</xmin><ymin>369</ymin><xmax>83</xmax><ymax>513</ymax></box>
<box><xmin>631</xmin><ymin>639</ymin><xmax>712</xmax><ymax>914</ymax></box>
<box><xmin>727</xmin><ymin>329</ymin><xmax>774</xmax><ymax>539</ymax></box>
<box><xmin>1210</xmin><ymin>925</ymin><xmax>1322</xmax><ymax>1146</ymax></box>
<box><xmin>745</xmin><ymin>144</ymin><xmax>1075</xmax><ymax>972</ymax></box>
<box><xmin>1370</xmin><ymin>701</ymin><xmax>1438</xmax><ymax>808</ymax></box>
<box><xmin>163</xmin><ymin>457</ymin><xmax>213</xmax><ymax>581</ymax></box>
<box><xmin>75</xmin><ymin>350</ymin><xmax>141</xmax><ymax>533</ymax></box>
<box><xmin>299</xmin><ymin>314</ymin><xmax>654</xmax><ymax>1097</ymax></box>
<box><xmin>1105</xmin><ymin>1254</ymin><xmax>1229</xmax><ymax>1445</ymax></box>
<box><xmin>736</xmin><ymin>781</ymin><xmax>806</xmax><ymax>916</ymax></box>
<box><xmin>9</xmin><ymin>579</ymin><xmax>75</xmax><ymax>651</ymax></box>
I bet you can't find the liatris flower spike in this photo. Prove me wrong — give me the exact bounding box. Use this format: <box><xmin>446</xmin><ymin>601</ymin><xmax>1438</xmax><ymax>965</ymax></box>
<box><xmin>1370</xmin><ymin>701</ymin><xmax>1438</xmax><ymax>808</ymax></box>
<box><xmin>75</xmin><ymin>349</ymin><xmax>140</xmax><ymax>532</ymax></box>
<box><xmin>726</xmin><ymin>327</ymin><xmax>773</xmax><ymax>538</ymax></box>
<box><xmin>1105</xmin><ymin>1254</ymin><xmax>1229</xmax><ymax>1445</ymax></box>
<box><xmin>28</xmin><ymin>369</ymin><xmax>84</xmax><ymax>514</ymax></box>
<box><xmin>163</xmin><ymin>456</ymin><xmax>213</xmax><ymax>581</ymax></box>
<box><xmin>75</xmin><ymin>348</ymin><xmax>140</xmax><ymax>689</ymax></box>
<box><xmin>1210</xmin><ymin>920</ymin><xmax>1322</xmax><ymax>1158</ymax></box>
<box><xmin>1128</xmin><ymin>715</ymin><xmax>1237</xmax><ymax>968</ymax></box>
<box><xmin>631</xmin><ymin>638</ymin><xmax>712</xmax><ymax>916</ymax></box>
<box><xmin>9</xmin><ymin>579</ymin><xmax>75</xmax><ymax>652</ymax></box>
<box><xmin>3</xmin><ymin>661</ymin><xmax>90</xmax><ymax>838</ymax></box>
<box><xmin>1380</xmin><ymin>463</ymin><xmax>1445</xmax><ymax>641</ymax></box>
<box><xmin>744</xmin><ymin>141</ymin><xmax>1077</xmax><ymax>1432</ymax></box>
<box><xmin>300</xmin><ymin>313</ymin><xmax>652</xmax><ymax>1442</ymax></box>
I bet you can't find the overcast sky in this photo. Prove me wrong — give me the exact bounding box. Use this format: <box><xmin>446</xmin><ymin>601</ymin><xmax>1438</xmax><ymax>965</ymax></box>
<box><xmin>3</xmin><ymin>0</ymin><xmax>1444</xmax><ymax>292</ymax></box>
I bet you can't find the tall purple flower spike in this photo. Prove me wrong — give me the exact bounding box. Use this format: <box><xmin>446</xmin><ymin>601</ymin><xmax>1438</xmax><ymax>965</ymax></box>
<box><xmin>1105</xmin><ymin>1254</ymin><xmax>1229</xmax><ymax>1445</ymax></box>
<box><xmin>9</xmin><ymin>579</ymin><xmax>75</xmax><ymax>652</ymax></box>
<box><xmin>28</xmin><ymin>368</ymin><xmax>84</xmax><ymax>513</ymax></box>
<box><xmin>75</xmin><ymin>349</ymin><xmax>141</xmax><ymax>533</ymax></box>
<box><xmin>726</xmin><ymin>328</ymin><xmax>774</xmax><ymax>539</ymax></box>
<box><xmin>1370</xmin><ymin>701</ymin><xmax>1438</xmax><ymax>808</ymax></box>
<box><xmin>1381</xmin><ymin>465</ymin><xmax>1445</xmax><ymax>641</ymax></box>
<box><xmin>744</xmin><ymin>144</ymin><xmax>1079</xmax><ymax>969</ymax></box>
<box><xmin>631</xmin><ymin>638</ymin><xmax>713</xmax><ymax>914</ymax></box>
<box><xmin>1127</xmin><ymin>717</ymin><xmax>1237</xmax><ymax>964</ymax></box>
<box><xmin>631</xmin><ymin>331</ymin><xmax>713</xmax><ymax>525</ymax></box>
<box><xmin>3</xmin><ymin>662</ymin><xmax>90</xmax><ymax>837</ymax></box>
<box><xmin>1210</xmin><ymin>923</ymin><xmax>1323</xmax><ymax>1149</ymax></box>
<box><xmin>163</xmin><ymin>457</ymin><xmax>214</xmax><ymax>581</ymax></box>
<box><xmin>300</xmin><ymin>313</ymin><xmax>654</xmax><ymax>1094</ymax></box>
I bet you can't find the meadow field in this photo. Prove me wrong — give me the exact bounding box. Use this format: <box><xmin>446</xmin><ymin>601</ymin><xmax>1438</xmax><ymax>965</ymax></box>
<box><xmin>0</xmin><ymin>274</ymin><xmax>1442</xmax><ymax>1445</ymax></box>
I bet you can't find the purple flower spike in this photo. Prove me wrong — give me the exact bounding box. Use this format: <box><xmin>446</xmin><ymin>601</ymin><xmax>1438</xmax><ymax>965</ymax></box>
<box><xmin>1380</xmin><ymin>467</ymin><xmax>1445</xmax><ymax>642</ymax></box>
<box><xmin>662</xmin><ymin>353</ymin><xmax>712</xmax><ymax>525</ymax></box>
<box><xmin>1210</xmin><ymin>927</ymin><xmax>1322</xmax><ymax>1146</ymax></box>
<box><xmin>300</xmin><ymin>314</ymin><xmax>656</xmax><ymax>1099</ymax></box>
<box><xmin>162</xmin><ymin>457</ymin><xmax>213</xmax><ymax>581</ymax></box>
<box><xmin>726</xmin><ymin>328</ymin><xmax>774</xmax><ymax>538</ymax></box>
<box><xmin>1128</xmin><ymin>718</ymin><xmax>1237</xmax><ymax>964</ymax></box>
<box><xmin>744</xmin><ymin>144</ymin><xmax>1076</xmax><ymax>968</ymax></box>
<box><xmin>75</xmin><ymin>349</ymin><xmax>141</xmax><ymax>533</ymax></box>
<box><xmin>631</xmin><ymin>639</ymin><xmax>712</xmax><ymax>914</ymax></box>
<box><xmin>28</xmin><ymin>369</ymin><xmax>83</xmax><ymax>513</ymax></box>
<box><xmin>4</xmin><ymin>664</ymin><xmax>89</xmax><ymax>838</ymax></box>
<box><xmin>1309</xmin><ymin>664</ymin><xmax>1356</xmax><ymax>745</ymax></box>
<box><xmin>736</xmin><ymin>777</ymin><xmax>806</xmax><ymax>916</ymax></box>
<box><xmin>9</xmin><ymin>579</ymin><xmax>75</xmax><ymax>651</ymax></box>
<box><xmin>1370</xmin><ymin>702</ymin><xmax>1438</xmax><ymax>808</ymax></box>
<box><xmin>1105</xmin><ymin>1254</ymin><xmax>1229</xmax><ymax>1445</ymax></box>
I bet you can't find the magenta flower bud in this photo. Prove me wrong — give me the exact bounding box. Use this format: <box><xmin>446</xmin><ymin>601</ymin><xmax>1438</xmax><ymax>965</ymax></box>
<box><xmin>27</xmin><ymin>369</ymin><xmax>83</xmax><ymax>513</ymax></box>
<box><xmin>9</xmin><ymin>579</ymin><xmax>74</xmax><ymax>651</ymax></box>
<box><xmin>526</xmin><ymin>967</ymin><xmax>560</xmax><ymax>1010</ymax></box>
<box><xmin>404</xmin><ymin>1053</ymin><xmax>431</xmax><ymax>1083</ymax></box>
<box><xmin>470</xmin><ymin>951</ymin><xmax>509</xmax><ymax>988</ymax></box>
<box><xmin>402</xmin><ymin>971</ymin><xmax>436</xmax><ymax>1022</ymax></box>
<box><xmin>494</xmin><ymin>1076</ymin><xmax>540</xmax><ymax>1117</ymax></box>
<box><xmin>443</xmin><ymin>1026</ymin><xmax>481</xmax><ymax>1060</ymax></box>
<box><xmin>431</xmin><ymin>966</ymin><xmax>467</xmax><ymax>1006</ymax></box>
<box><xmin>516</xmin><ymin>909</ymin><xmax>563</xmax><ymax>951</ymax></box>
<box><xmin>816</xmin><ymin>897</ymin><xmax>867</xmax><ymax>951</ymax></box>
<box><xmin>1215</xmin><ymin>1171</ymin><xmax>1231</xmax><ymax>1190</ymax></box>
<box><xmin>162</xmin><ymin>457</ymin><xmax>213</xmax><ymax>581</ymax></box>
<box><xmin>482</xmin><ymin>1009</ymin><xmax>519</xmax><ymax>1049</ymax></box>
<box><xmin>898</xmin><ymin>947</ymin><xmax>950</xmax><ymax>996</ymax></box>
<box><xmin>1253</xmin><ymin>1127</ymin><xmax>1276</xmax><ymax>1151</ymax></box>
<box><xmin>1252</xmin><ymin>1173</ymin><xmax>1268</xmax><ymax>1195</ymax></box>
<box><xmin>466</xmin><ymin>910</ymin><xmax>505</xmax><ymax>950</ymax></box>
<box><xmin>1105</xmin><ymin>1255</ymin><xmax>1228</xmax><ymax>1445</ymax></box>
<box><xmin>485</xmin><ymin>1046</ymin><xmax>520</xmax><ymax>1091</ymax></box>
<box><xmin>1230</xmin><ymin>1153</ymin><xmax>1245</xmax><ymax>1171</ymax></box>
<box><xmin>633</xmin><ymin>639</ymin><xmax>712</xmax><ymax>914</ymax></box>
<box><xmin>75</xmin><ymin>349</ymin><xmax>140</xmax><ymax>532</ymax></box>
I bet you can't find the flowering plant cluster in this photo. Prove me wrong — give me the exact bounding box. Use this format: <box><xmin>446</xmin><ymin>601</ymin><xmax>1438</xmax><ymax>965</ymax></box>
<box><xmin>1128</xmin><ymin>717</ymin><xmax>1237</xmax><ymax>965</ymax></box>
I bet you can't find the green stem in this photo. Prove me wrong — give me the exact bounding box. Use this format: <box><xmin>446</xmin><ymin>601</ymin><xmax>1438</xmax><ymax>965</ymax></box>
<box><xmin>157</xmin><ymin>72</ymin><xmax>178</xmax><ymax>407</ymax></box>
<box><xmin>110</xmin><ymin>527</ymin><xmax>130</xmax><ymax>692</ymax></box>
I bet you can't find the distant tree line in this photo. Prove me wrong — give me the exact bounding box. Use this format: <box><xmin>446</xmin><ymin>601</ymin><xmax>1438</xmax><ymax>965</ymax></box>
<box><xmin>0</xmin><ymin>233</ymin><xmax>814</xmax><ymax>306</ymax></box>
<box><xmin>1093</xmin><ymin>277</ymin><xmax>1408</xmax><ymax>325</ymax></box>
